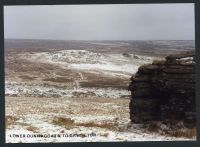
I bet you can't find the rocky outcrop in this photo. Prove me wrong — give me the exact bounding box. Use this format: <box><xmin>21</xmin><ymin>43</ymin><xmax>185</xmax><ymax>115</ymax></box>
<box><xmin>129</xmin><ymin>50</ymin><xmax>196</xmax><ymax>128</ymax></box>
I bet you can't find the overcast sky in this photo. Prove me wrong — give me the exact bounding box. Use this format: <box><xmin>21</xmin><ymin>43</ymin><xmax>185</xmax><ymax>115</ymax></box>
<box><xmin>4</xmin><ymin>4</ymin><xmax>195</xmax><ymax>40</ymax></box>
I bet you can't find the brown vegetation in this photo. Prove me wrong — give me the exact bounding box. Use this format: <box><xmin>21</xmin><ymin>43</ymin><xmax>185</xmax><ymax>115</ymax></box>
<box><xmin>52</xmin><ymin>117</ymin><xmax>75</xmax><ymax>127</ymax></box>
<box><xmin>19</xmin><ymin>75</ymin><xmax>37</xmax><ymax>80</ymax></box>
<box><xmin>43</xmin><ymin>77</ymin><xmax>73</xmax><ymax>83</ymax></box>
<box><xmin>26</xmin><ymin>126</ymin><xmax>39</xmax><ymax>133</ymax></box>
<box><xmin>80</xmin><ymin>79</ymin><xmax>129</xmax><ymax>89</ymax></box>
<box><xmin>165</xmin><ymin>128</ymin><xmax>196</xmax><ymax>138</ymax></box>
<box><xmin>147</xmin><ymin>123</ymin><xmax>196</xmax><ymax>138</ymax></box>
<box><xmin>52</xmin><ymin>116</ymin><xmax>117</xmax><ymax>130</ymax></box>
<box><xmin>5</xmin><ymin>115</ymin><xmax>19</xmax><ymax>128</ymax></box>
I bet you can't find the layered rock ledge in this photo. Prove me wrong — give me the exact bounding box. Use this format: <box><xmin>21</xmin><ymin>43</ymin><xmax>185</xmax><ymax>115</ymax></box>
<box><xmin>129</xmin><ymin>50</ymin><xmax>196</xmax><ymax>128</ymax></box>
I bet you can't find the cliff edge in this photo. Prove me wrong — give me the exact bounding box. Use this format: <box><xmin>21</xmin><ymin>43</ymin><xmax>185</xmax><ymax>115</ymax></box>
<box><xmin>129</xmin><ymin>50</ymin><xmax>196</xmax><ymax>128</ymax></box>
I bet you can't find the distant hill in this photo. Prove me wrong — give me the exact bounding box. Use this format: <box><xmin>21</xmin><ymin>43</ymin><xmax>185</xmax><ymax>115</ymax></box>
<box><xmin>4</xmin><ymin>39</ymin><xmax>195</xmax><ymax>57</ymax></box>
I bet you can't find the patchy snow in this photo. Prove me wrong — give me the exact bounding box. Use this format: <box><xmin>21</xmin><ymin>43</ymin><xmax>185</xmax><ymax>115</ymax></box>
<box><xmin>21</xmin><ymin>50</ymin><xmax>108</xmax><ymax>64</ymax></box>
<box><xmin>5</xmin><ymin>81</ymin><xmax>130</xmax><ymax>98</ymax></box>
<box><xmin>20</xmin><ymin>49</ymin><xmax>152</xmax><ymax>76</ymax></box>
<box><xmin>176</xmin><ymin>56</ymin><xmax>195</xmax><ymax>64</ymax></box>
<box><xmin>68</xmin><ymin>63</ymin><xmax>139</xmax><ymax>74</ymax></box>
<box><xmin>6</xmin><ymin>49</ymin><xmax>194</xmax><ymax>143</ymax></box>
<box><xmin>70</xmin><ymin>115</ymin><xmax>116</xmax><ymax>123</ymax></box>
<box><xmin>6</xmin><ymin>114</ymin><xmax>195</xmax><ymax>143</ymax></box>
<box><xmin>5</xmin><ymin>94</ymin><xmax>195</xmax><ymax>143</ymax></box>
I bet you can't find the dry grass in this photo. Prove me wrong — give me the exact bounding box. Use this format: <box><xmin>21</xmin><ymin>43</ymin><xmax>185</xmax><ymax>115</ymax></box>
<box><xmin>147</xmin><ymin>122</ymin><xmax>197</xmax><ymax>139</ymax></box>
<box><xmin>5</xmin><ymin>115</ymin><xmax>19</xmax><ymax>128</ymax></box>
<box><xmin>5</xmin><ymin>115</ymin><xmax>31</xmax><ymax>128</ymax></box>
<box><xmin>26</xmin><ymin>126</ymin><xmax>39</xmax><ymax>133</ymax></box>
<box><xmin>43</xmin><ymin>77</ymin><xmax>73</xmax><ymax>83</ymax></box>
<box><xmin>19</xmin><ymin>75</ymin><xmax>36</xmax><ymax>80</ymax></box>
<box><xmin>51</xmin><ymin>116</ymin><xmax>118</xmax><ymax>130</ymax></box>
<box><xmin>6</xmin><ymin>96</ymin><xmax>129</xmax><ymax>119</ymax></box>
<box><xmin>164</xmin><ymin>128</ymin><xmax>196</xmax><ymax>138</ymax></box>
<box><xmin>80</xmin><ymin>79</ymin><xmax>129</xmax><ymax>89</ymax></box>
<box><xmin>52</xmin><ymin>117</ymin><xmax>75</xmax><ymax>128</ymax></box>
<box><xmin>79</xmin><ymin>71</ymin><xmax>130</xmax><ymax>89</ymax></box>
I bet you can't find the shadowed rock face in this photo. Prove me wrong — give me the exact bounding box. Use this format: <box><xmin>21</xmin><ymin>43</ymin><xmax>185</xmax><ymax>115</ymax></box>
<box><xmin>129</xmin><ymin>50</ymin><xmax>196</xmax><ymax>128</ymax></box>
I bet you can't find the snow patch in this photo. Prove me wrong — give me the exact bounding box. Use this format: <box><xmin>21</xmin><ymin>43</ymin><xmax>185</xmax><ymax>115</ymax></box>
<box><xmin>68</xmin><ymin>63</ymin><xmax>139</xmax><ymax>74</ymax></box>
<box><xmin>20</xmin><ymin>49</ymin><xmax>152</xmax><ymax>75</ymax></box>
<box><xmin>5</xmin><ymin>81</ymin><xmax>130</xmax><ymax>99</ymax></box>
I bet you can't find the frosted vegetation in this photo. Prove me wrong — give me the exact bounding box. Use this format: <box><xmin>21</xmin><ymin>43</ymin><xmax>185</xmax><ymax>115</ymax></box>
<box><xmin>5</xmin><ymin>49</ymin><xmax>195</xmax><ymax>142</ymax></box>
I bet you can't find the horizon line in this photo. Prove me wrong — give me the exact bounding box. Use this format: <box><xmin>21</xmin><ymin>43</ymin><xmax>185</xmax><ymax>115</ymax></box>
<box><xmin>4</xmin><ymin>38</ymin><xmax>195</xmax><ymax>41</ymax></box>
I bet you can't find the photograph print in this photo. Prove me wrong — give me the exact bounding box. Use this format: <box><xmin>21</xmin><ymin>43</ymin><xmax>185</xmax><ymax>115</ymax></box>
<box><xmin>4</xmin><ymin>3</ymin><xmax>196</xmax><ymax>143</ymax></box>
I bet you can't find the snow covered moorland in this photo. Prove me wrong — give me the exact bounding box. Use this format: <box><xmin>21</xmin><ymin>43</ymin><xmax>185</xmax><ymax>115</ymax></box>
<box><xmin>5</xmin><ymin>48</ymin><xmax>195</xmax><ymax>142</ymax></box>
<box><xmin>20</xmin><ymin>50</ymin><xmax>152</xmax><ymax>74</ymax></box>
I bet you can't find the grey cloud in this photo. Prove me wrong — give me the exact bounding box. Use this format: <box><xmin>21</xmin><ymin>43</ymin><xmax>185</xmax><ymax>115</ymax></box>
<box><xmin>4</xmin><ymin>4</ymin><xmax>195</xmax><ymax>40</ymax></box>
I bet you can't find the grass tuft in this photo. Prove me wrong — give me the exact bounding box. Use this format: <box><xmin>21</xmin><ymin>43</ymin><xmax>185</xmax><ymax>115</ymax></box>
<box><xmin>52</xmin><ymin>116</ymin><xmax>117</xmax><ymax>130</ymax></box>
<box><xmin>5</xmin><ymin>115</ymin><xmax>19</xmax><ymax>128</ymax></box>
<box><xmin>43</xmin><ymin>77</ymin><xmax>73</xmax><ymax>83</ymax></box>
<box><xmin>147</xmin><ymin>122</ymin><xmax>197</xmax><ymax>139</ymax></box>
<box><xmin>26</xmin><ymin>126</ymin><xmax>39</xmax><ymax>133</ymax></box>
<box><xmin>52</xmin><ymin>117</ymin><xmax>75</xmax><ymax>127</ymax></box>
<box><xmin>165</xmin><ymin>128</ymin><xmax>196</xmax><ymax>138</ymax></box>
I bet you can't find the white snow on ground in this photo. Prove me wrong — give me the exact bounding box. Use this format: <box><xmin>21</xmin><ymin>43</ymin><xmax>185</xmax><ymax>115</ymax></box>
<box><xmin>20</xmin><ymin>50</ymin><xmax>109</xmax><ymax>64</ymax></box>
<box><xmin>20</xmin><ymin>49</ymin><xmax>153</xmax><ymax>76</ymax></box>
<box><xmin>177</xmin><ymin>57</ymin><xmax>195</xmax><ymax>64</ymax></box>
<box><xmin>5</xmin><ymin>81</ymin><xmax>130</xmax><ymax>98</ymax></box>
<box><xmin>6</xmin><ymin>49</ymin><xmax>193</xmax><ymax>143</ymax></box>
<box><xmin>6</xmin><ymin>114</ymin><xmax>194</xmax><ymax>143</ymax></box>
<box><xmin>68</xmin><ymin>63</ymin><xmax>139</xmax><ymax>74</ymax></box>
<box><xmin>70</xmin><ymin>115</ymin><xmax>117</xmax><ymax>123</ymax></box>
